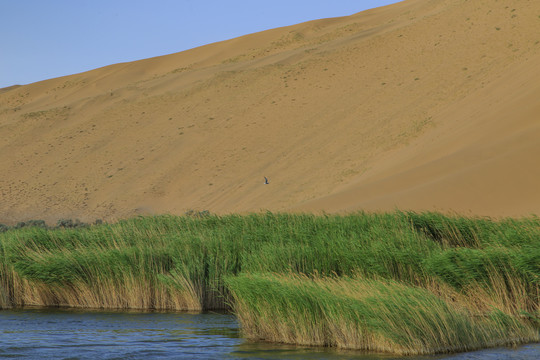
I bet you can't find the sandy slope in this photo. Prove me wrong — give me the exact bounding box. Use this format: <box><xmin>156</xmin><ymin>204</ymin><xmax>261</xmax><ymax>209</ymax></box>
<box><xmin>1</xmin><ymin>0</ymin><xmax>539</xmax><ymax>224</ymax></box>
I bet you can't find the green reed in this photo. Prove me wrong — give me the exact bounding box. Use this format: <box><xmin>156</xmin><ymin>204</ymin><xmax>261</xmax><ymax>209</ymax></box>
<box><xmin>0</xmin><ymin>211</ymin><xmax>538</xmax><ymax>353</ymax></box>
<box><xmin>226</xmin><ymin>273</ymin><xmax>538</xmax><ymax>355</ymax></box>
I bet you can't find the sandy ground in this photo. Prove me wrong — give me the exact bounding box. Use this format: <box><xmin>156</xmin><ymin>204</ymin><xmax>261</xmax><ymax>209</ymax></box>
<box><xmin>1</xmin><ymin>0</ymin><xmax>539</xmax><ymax>224</ymax></box>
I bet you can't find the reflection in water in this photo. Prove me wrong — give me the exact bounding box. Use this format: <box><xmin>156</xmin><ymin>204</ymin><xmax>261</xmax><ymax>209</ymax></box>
<box><xmin>0</xmin><ymin>308</ymin><xmax>538</xmax><ymax>359</ymax></box>
<box><xmin>234</xmin><ymin>342</ymin><xmax>540</xmax><ymax>360</ymax></box>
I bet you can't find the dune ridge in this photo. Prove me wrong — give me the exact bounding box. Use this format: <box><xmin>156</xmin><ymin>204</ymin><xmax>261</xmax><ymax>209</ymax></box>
<box><xmin>1</xmin><ymin>0</ymin><xmax>539</xmax><ymax>224</ymax></box>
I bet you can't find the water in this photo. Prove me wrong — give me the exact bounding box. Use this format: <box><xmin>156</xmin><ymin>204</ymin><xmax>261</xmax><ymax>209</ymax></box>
<box><xmin>0</xmin><ymin>308</ymin><xmax>538</xmax><ymax>359</ymax></box>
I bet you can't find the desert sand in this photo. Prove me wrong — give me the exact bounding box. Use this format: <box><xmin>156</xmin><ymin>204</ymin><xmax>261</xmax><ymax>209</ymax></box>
<box><xmin>1</xmin><ymin>0</ymin><xmax>539</xmax><ymax>224</ymax></box>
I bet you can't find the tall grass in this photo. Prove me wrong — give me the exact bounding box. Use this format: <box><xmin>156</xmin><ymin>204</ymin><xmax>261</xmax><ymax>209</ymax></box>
<box><xmin>226</xmin><ymin>273</ymin><xmax>538</xmax><ymax>355</ymax></box>
<box><xmin>0</xmin><ymin>211</ymin><xmax>538</xmax><ymax>353</ymax></box>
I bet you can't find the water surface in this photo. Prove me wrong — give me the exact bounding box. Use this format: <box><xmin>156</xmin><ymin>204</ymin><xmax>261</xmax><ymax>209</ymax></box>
<box><xmin>0</xmin><ymin>308</ymin><xmax>538</xmax><ymax>359</ymax></box>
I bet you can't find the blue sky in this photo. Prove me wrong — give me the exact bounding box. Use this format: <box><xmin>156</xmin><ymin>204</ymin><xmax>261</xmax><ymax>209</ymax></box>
<box><xmin>0</xmin><ymin>1</ymin><xmax>400</xmax><ymax>88</ymax></box>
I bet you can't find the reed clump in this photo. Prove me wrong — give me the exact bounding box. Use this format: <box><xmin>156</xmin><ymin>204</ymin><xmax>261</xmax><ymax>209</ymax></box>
<box><xmin>0</xmin><ymin>211</ymin><xmax>538</xmax><ymax>354</ymax></box>
<box><xmin>225</xmin><ymin>273</ymin><xmax>538</xmax><ymax>355</ymax></box>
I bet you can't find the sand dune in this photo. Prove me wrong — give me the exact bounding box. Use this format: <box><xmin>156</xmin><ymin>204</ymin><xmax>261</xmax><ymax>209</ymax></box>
<box><xmin>1</xmin><ymin>0</ymin><xmax>539</xmax><ymax>224</ymax></box>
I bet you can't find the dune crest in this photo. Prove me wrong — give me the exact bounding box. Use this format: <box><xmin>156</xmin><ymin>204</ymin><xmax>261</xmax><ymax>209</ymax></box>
<box><xmin>1</xmin><ymin>0</ymin><xmax>540</xmax><ymax>224</ymax></box>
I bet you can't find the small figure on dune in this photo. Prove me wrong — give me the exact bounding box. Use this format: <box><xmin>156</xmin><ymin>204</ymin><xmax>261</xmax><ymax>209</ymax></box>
<box><xmin>264</xmin><ymin>176</ymin><xmax>269</xmax><ymax>185</ymax></box>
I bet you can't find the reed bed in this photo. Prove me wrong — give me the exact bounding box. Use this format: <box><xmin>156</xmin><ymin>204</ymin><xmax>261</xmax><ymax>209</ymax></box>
<box><xmin>0</xmin><ymin>211</ymin><xmax>538</xmax><ymax>353</ymax></box>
